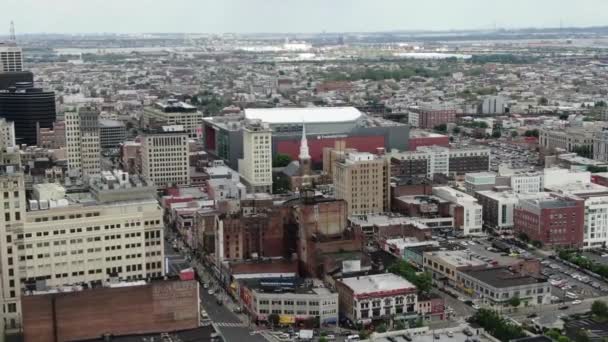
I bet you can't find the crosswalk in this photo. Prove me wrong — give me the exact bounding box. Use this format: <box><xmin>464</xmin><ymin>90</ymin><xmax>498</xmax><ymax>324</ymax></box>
<box><xmin>215</xmin><ymin>322</ymin><xmax>249</xmax><ymax>328</ymax></box>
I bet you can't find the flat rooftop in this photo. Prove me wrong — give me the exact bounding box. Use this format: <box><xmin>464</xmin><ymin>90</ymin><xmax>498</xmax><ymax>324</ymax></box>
<box><xmin>464</xmin><ymin>267</ymin><xmax>547</xmax><ymax>288</ymax></box>
<box><xmin>424</xmin><ymin>250</ymin><xmax>486</xmax><ymax>268</ymax></box>
<box><xmin>409</xmin><ymin>130</ymin><xmax>448</xmax><ymax>138</ymax></box>
<box><xmin>244</xmin><ymin>106</ymin><xmax>362</xmax><ymax>124</ymax></box>
<box><xmin>340</xmin><ymin>273</ymin><xmax>416</xmax><ymax>295</ymax></box>
<box><xmin>545</xmin><ymin>182</ymin><xmax>608</xmax><ymax>197</ymax></box>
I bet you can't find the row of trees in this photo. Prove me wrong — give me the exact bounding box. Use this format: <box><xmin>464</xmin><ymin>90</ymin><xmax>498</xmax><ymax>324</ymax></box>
<box><xmin>558</xmin><ymin>250</ymin><xmax>608</xmax><ymax>279</ymax></box>
<box><xmin>469</xmin><ymin>309</ymin><xmax>525</xmax><ymax>342</ymax></box>
<box><xmin>388</xmin><ymin>260</ymin><xmax>433</xmax><ymax>294</ymax></box>
<box><xmin>325</xmin><ymin>66</ymin><xmax>450</xmax><ymax>82</ymax></box>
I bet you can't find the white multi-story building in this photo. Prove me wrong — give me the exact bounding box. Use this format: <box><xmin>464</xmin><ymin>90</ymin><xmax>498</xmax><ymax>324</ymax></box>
<box><xmin>65</xmin><ymin>107</ymin><xmax>101</xmax><ymax>177</ymax></box>
<box><xmin>238</xmin><ymin>120</ymin><xmax>272</xmax><ymax>193</ymax></box>
<box><xmin>543</xmin><ymin>167</ymin><xmax>590</xmax><ymax>189</ymax></box>
<box><xmin>243</xmin><ymin>279</ymin><xmax>339</xmax><ymax>325</ymax></box>
<box><xmin>418</xmin><ymin>146</ymin><xmax>450</xmax><ymax>176</ymax></box>
<box><xmin>480</xmin><ymin>95</ymin><xmax>508</xmax><ymax>115</ymax></box>
<box><xmin>0</xmin><ymin>44</ymin><xmax>23</xmax><ymax>72</ymax></box>
<box><xmin>336</xmin><ymin>273</ymin><xmax>418</xmax><ymax>324</ymax></box>
<box><xmin>510</xmin><ymin>171</ymin><xmax>543</xmax><ymax>194</ymax></box>
<box><xmin>0</xmin><ymin>118</ymin><xmax>15</xmax><ymax>149</ymax></box>
<box><xmin>433</xmin><ymin>186</ymin><xmax>483</xmax><ymax>235</ymax></box>
<box><xmin>141</xmin><ymin>126</ymin><xmax>190</xmax><ymax>187</ymax></box>
<box><xmin>0</xmin><ymin>168</ymin><xmax>165</xmax><ymax>333</ymax></box>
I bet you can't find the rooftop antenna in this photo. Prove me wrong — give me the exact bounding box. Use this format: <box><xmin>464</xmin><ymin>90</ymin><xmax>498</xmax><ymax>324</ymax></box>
<box><xmin>9</xmin><ymin>21</ymin><xmax>15</xmax><ymax>41</ymax></box>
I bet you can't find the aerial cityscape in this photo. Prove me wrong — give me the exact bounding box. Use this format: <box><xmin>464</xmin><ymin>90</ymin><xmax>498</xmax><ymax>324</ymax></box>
<box><xmin>2</xmin><ymin>1</ymin><xmax>608</xmax><ymax>342</ymax></box>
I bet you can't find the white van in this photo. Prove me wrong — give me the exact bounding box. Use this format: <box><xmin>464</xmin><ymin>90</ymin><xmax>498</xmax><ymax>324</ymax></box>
<box><xmin>346</xmin><ymin>335</ymin><xmax>360</xmax><ymax>341</ymax></box>
<box><xmin>565</xmin><ymin>292</ymin><xmax>578</xmax><ymax>299</ymax></box>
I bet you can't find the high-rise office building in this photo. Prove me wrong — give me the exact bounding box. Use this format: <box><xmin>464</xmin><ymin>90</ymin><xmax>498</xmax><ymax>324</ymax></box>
<box><xmin>65</xmin><ymin>107</ymin><xmax>101</xmax><ymax>177</ymax></box>
<box><xmin>0</xmin><ymin>84</ymin><xmax>56</xmax><ymax>146</ymax></box>
<box><xmin>238</xmin><ymin>119</ymin><xmax>272</xmax><ymax>193</ymax></box>
<box><xmin>333</xmin><ymin>150</ymin><xmax>391</xmax><ymax>216</ymax></box>
<box><xmin>0</xmin><ymin>43</ymin><xmax>23</xmax><ymax>72</ymax></box>
<box><xmin>141</xmin><ymin>126</ymin><xmax>190</xmax><ymax>187</ymax></box>
<box><xmin>0</xmin><ymin>155</ymin><xmax>26</xmax><ymax>332</ymax></box>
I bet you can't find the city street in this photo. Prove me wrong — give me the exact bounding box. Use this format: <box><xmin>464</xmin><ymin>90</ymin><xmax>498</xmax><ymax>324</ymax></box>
<box><xmin>165</xmin><ymin>229</ymin><xmax>269</xmax><ymax>342</ymax></box>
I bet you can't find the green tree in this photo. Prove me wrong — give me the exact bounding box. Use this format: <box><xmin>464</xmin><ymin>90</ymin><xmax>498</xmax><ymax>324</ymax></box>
<box><xmin>376</xmin><ymin>323</ymin><xmax>387</xmax><ymax>333</ymax></box>
<box><xmin>273</xmin><ymin>153</ymin><xmax>292</xmax><ymax>167</ymax></box>
<box><xmin>538</xmin><ymin>97</ymin><xmax>549</xmax><ymax>106</ymax></box>
<box><xmin>414</xmin><ymin>272</ymin><xmax>433</xmax><ymax>294</ymax></box>
<box><xmin>546</xmin><ymin>329</ymin><xmax>561</xmax><ymax>340</ymax></box>
<box><xmin>532</xmin><ymin>240</ymin><xmax>543</xmax><ymax>248</ymax></box>
<box><xmin>524</xmin><ymin>129</ymin><xmax>539</xmax><ymax>138</ymax></box>
<box><xmin>470</xmin><ymin>309</ymin><xmax>525</xmax><ymax>342</ymax></box>
<box><xmin>558</xmin><ymin>336</ymin><xmax>571</xmax><ymax>342</ymax></box>
<box><xmin>452</xmin><ymin>126</ymin><xmax>461</xmax><ymax>134</ymax></box>
<box><xmin>575</xmin><ymin>329</ymin><xmax>590</xmax><ymax>342</ymax></box>
<box><xmin>359</xmin><ymin>330</ymin><xmax>370</xmax><ymax>340</ymax></box>
<box><xmin>388</xmin><ymin>260</ymin><xmax>432</xmax><ymax>294</ymax></box>
<box><xmin>434</xmin><ymin>124</ymin><xmax>447</xmax><ymax>133</ymax></box>
<box><xmin>591</xmin><ymin>300</ymin><xmax>608</xmax><ymax>319</ymax></box>
<box><xmin>319</xmin><ymin>337</ymin><xmax>328</xmax><ymax>342</ymax></box>
<box><xmin>492</xmin><ymin>130</ymin><xmax>502</xmax><ymax>138</ymax></box>
<box><xmin>511</xmin><ymin>131</ymin><xmax>518</xmax><ymax>138</ymax></box>
<box><xmin>509</xmin><ymin>296</ymin><xmax>521</xmax><ymax>308</ymax></box>
<box><xmin>394</xmin><ymin>320</ymin><xmax>406</xmax><ymax>330</ymax></box>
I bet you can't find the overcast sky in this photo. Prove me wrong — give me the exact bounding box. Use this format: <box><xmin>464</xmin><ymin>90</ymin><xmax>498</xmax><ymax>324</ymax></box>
<box><xmin>3</xmin><ymin>0</ymin><xmax>607</xmax><ymax>34</ymax></box>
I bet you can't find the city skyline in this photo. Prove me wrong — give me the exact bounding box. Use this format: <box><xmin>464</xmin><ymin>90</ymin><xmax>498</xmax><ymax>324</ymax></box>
<box><xmin>2</xmin><ymin>0</ymin><xmax>608</xmax><ymax>34</ymax></box>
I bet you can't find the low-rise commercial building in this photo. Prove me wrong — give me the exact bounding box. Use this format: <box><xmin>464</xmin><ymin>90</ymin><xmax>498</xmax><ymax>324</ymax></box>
<box><xmin>240</xmin><ymin>278</ymin><xmax>339</xmax><ymax>326</ymax></box>
<box><xmin>457</xmin><ymin>267</ymin><xmax>551</xmax><ymax>307</ymax></box>
<box><xmin>336</xmin><ymin>273</ymin><xmax>418</xmax><ymax>324</ymax></box>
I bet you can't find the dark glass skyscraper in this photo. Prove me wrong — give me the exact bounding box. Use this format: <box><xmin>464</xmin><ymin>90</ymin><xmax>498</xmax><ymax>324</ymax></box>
<box><xmin>0</xmin><ymin>83</ymin><xmax>56</xmax><ymax>146</ymax></box>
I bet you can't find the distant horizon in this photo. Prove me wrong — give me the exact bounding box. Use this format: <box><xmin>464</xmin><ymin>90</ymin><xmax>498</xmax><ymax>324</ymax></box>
<box><xmin>3</xmin><ymin>0</ymin><xmax>608</xmax><ymax>35</ymax></box>
<box><xmin>2</xmin><ymin>24</ymin><xmax>608</xmax><ymax>38</ymax></box>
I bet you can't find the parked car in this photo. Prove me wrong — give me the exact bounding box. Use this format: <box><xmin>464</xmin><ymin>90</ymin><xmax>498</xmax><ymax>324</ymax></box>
<box><xmin>572</xmin><ymin>300</ymin><xmax>582</xmax><ymax>305</ymax></box>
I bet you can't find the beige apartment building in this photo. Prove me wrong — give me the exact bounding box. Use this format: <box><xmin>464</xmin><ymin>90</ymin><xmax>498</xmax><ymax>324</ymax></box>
<box><xmin>333</xmin><ymin>151</ymin><xmax>390</xmax><ymax>216</ymax></box>
<box><xmin>238</xmin><ymin>119</ymin><xmax>272</xmax><ymax>193</ymax></box>
<box><xmin>141</xmin><ymin>126</ymin><xmax>190</xmax><ymax>187</ymax></box>
<box><xmin>0</xmin><ymin>168</ymin><xmax>164</xmax><ymax>332</ymax></box>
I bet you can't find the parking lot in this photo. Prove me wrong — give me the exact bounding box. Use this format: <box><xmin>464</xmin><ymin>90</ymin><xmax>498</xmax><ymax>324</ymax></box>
<box><xmin>450</xmin><ymin>237</ymin><xmax>608</xmax><ymax>302</ymax></box>
<box><xmin>488</xmin><ymin>141</ymin><xmax>539</xmax><ymax>171</ymax></box>
<box><xmin>541</xmin><ymin>257</ymin><xmax>608</xmax><ymax>300</ymax></box>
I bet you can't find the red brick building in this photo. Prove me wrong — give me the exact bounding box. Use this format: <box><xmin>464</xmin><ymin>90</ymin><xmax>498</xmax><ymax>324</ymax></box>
<box><xmin>514</xmin><ymin>195</ymin><xmax>585</xmax><ymax>248</ymax></box>
<box><xmin>22</xmin><ymin>280</ymin><xmax>199</xmax><ymax>342</ymax></box>
<box><xmin>411</xmin><ymin>108</ymin><xmax>457</xmax><ymax>129</ymax></box>
<box><xmin>408</xmin><ymin>130</ymin><xmax>450</xmax><ymax>151</ymax></box>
